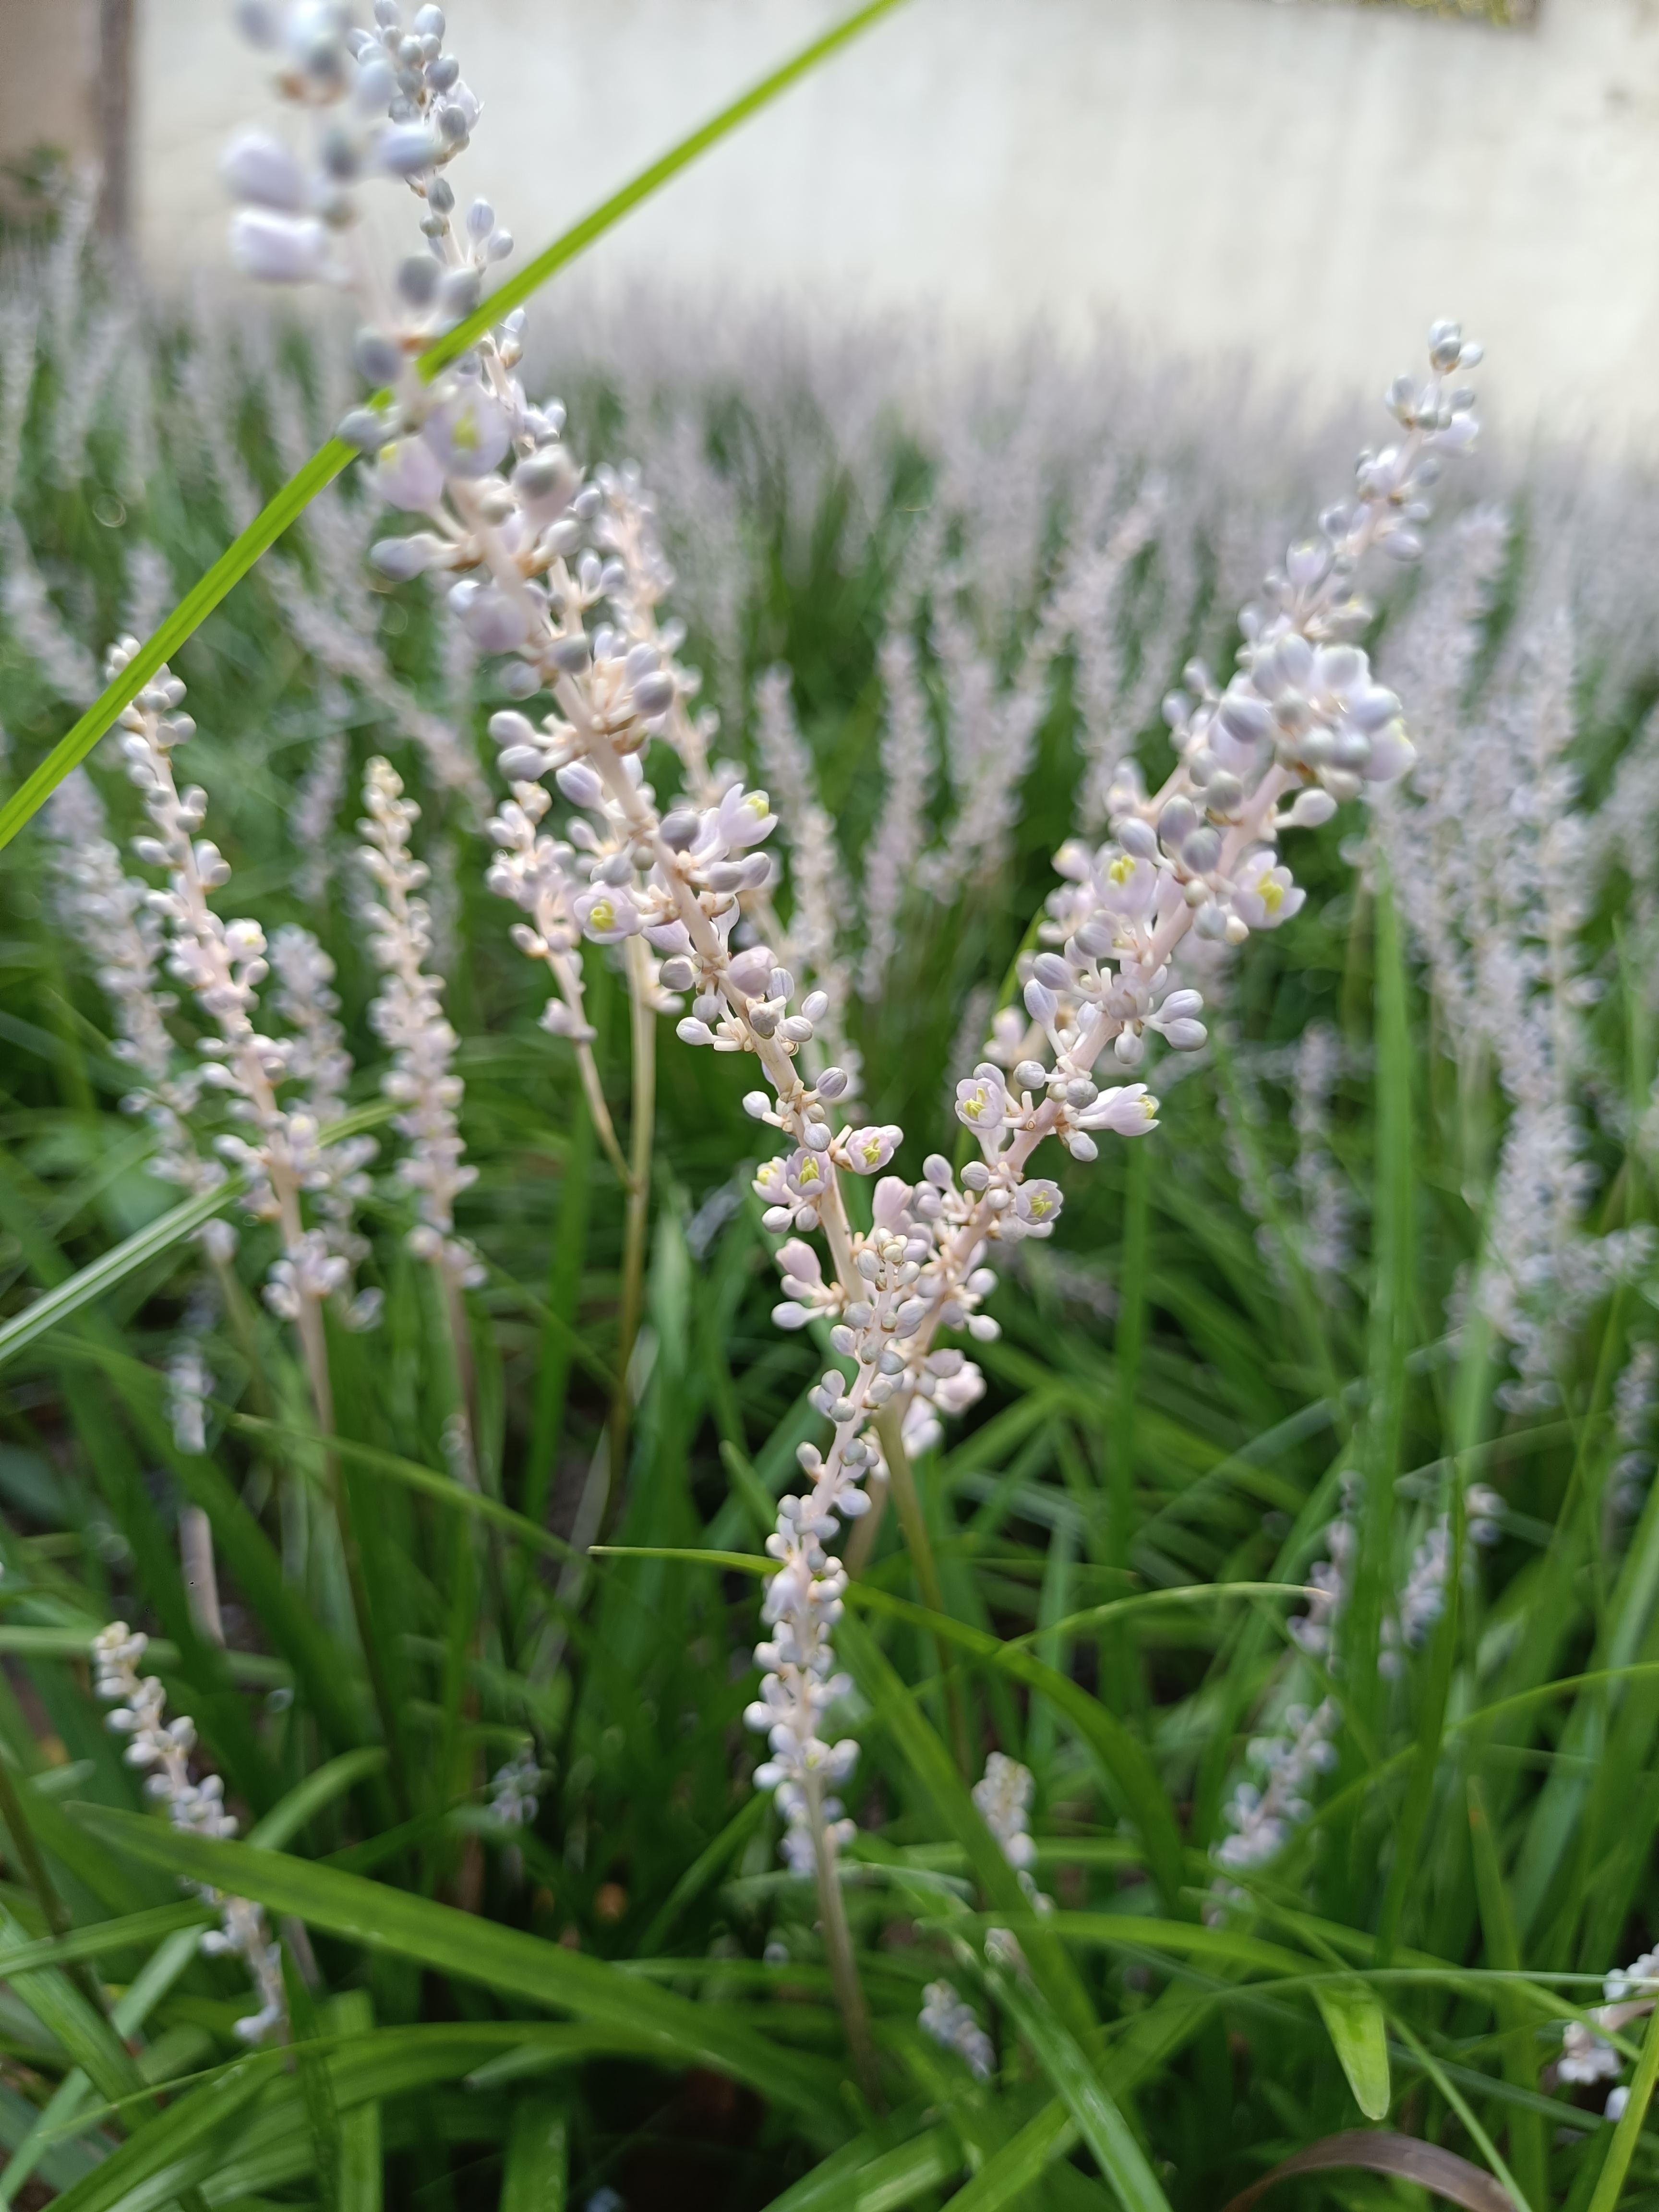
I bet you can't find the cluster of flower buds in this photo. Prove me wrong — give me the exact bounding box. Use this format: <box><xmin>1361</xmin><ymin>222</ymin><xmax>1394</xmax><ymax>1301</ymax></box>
<box><xmin>1212</xmin><ymin>1699</ymin><xmax>1341</xmax><ymax>1877</ymax></box>
<box><xmin>238</xmin><ymin>18</ymin><xmax>1480</xmax><ymax>1891</ymax></box>
<box><xmin>973</xmin><ymin>1752</ymin><xmax>1053</xmax><ymax>1912</ymax></box>
<box><xmin>359</xmin><ymin>757</ymin><xmax>483</xmax><ymax>1286</ymax></box>
<box><xmin>226</xmin><ymin>2</ymin><xmax>491</xmax><ymax>304</ymax></box>
<box><xmin>93</xmin><ymin>1623</ymin><xmax>286</xmax><ymax>2043</ymax></box>
<box><xmin>919</xmin><ymin>1981</ymin><xmax>997</xmax><ymax>2080</ymax></box>
<box><xmin>1040</xmin><ymin>325</ymin><xmax>1480</xmax><ymax>995</ymax></box>
<box><xmin>465</xmin><ymin>334</ymin><xmax>1479</xmax><ymax>1879</ymax></box>
<box><xmin>45</xmin><ymin>773</ymin><xmax>225</xmax><ymax>1217</ymax></box>
<box><xmin>1557</xmin><ymin>1948</ymin><xmax>1659</xmax><ymax>2120</ymax></box>
<box><xmin>487</xmin><ymin>1750</ymin><xmax>542</xmax><ymax>1827</ymax></box>
<box><xmin>111</xmin><ymin>640</ymin><xmax>375</xmax><ymax>1328</ymax></box>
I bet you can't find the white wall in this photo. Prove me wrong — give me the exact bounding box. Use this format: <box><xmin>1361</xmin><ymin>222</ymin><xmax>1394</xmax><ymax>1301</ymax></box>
<box><xmin>133</xmin><ymin>0</ymin><xmax>1659</xmax><ymax>454</ymax></box>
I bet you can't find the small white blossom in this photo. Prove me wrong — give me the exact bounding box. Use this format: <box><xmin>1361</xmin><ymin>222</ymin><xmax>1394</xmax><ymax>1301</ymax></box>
<box><xmin>93</xmin><ymin>1623</ymin><xmax>285</xmax><ymax>2044</ymax></box>
<box><xmin>359</xmin><ymin>758</ymin><xmax>483</xmax><ymax>1287</ymax></box>
<box><xmin>919</xmin><ymin>1981</ymin><xmax>996</xmax><ymax>2080</ymax></box>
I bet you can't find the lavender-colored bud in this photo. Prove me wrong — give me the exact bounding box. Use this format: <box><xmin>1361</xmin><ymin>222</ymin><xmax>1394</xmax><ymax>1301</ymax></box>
<box><xmin>355</xmin><ymin>328</ymin><xmax>403</xmax><ymax>386</ymax></box>
<box><xmin>1181</xmin><ymin>827</ymin><xmax>1222</xmax><ymax>873</ymax></box>
<box><xmin>1014</xmin><ymin>1059</ymin><xmax>1046</xmax><ymax>1091</ymax></box>
<box><xmin>1118</xmin><ymin>817</ymin><xmax>1157</xmax><ymax>859</ymax></box>
<box><xmin>816</xmin><ymin>1067</ymin><xmax>850</xmax><ymax>1100</ymax></box>
<box><xmin>1162</xmin><ymin>1019</ymin><xmax>1207</xmax><ymax>1050</ymax></box>
<box><xmin>438</xmin><ymin>267</ymin><xmax>481</xmax><ymax>319</ymax></box>
<box><xmin>339</xmin><ymin>409</ymin><xmax>387</xmax><ymax>452</ymax></box>
<box><xmin>661</xmin><ymin>957</ymin><xmax>696</xmax><ymax>993</ymax></box>
<box><xmin>221</xmin><ymin>131</ymin><xmax>309</xmax><ymax>213</ymax></box>
<box><xmin>1032</xmin><ymin>953</ymin><xmax>1073</xmax><ymax>991</ymax></box>
<box><xmin>742</xmin><ymin>1090</ymin><xmax>771</xmax><ymax>1119</ymax></box>
<box><xmin>237</xmin><ymin>0</ymin><xmax>280</xmax><ymax>45</ymax></box>
<box><xmin>488</xmin><ymin>710</ymin><xmax>539</xmax><ymax>751</ymax></box>
<box><xmin>397</xmin><ymin>254</ymin><xmax>440</xmax><ymax>306</ymax></box>
<box><xmin>379</xmin><ymin>124</ymin><xmax>444</xmax><ymax>175</ymax></box>
<box><xmin>1023</xmin><ymin>979</ymin><xmax>1058</xmax><ymax>1024</ymax></box>
<box><xmin>801</xmin><ymin>990</ymin><xmax>830</xmax><ymax>1022</ymax></box>
<box><xmin>549</xmin><ymin>634</ymin><xmax>591</xmax><ymax>673</ymax></box>
<box><xmin>497</xmin><ymin>744</ymin><xmax>543</xmax><ymax>780</ymax></box>
<box><xmin>727</xmin><ymin>947</ymin><xmax>775</xmax><ymax>998</ymax></box>
<box><xmin>355</xmin><ymin>56</ymin><xmax>396</xmax><ymax>112</ymax></box>
<box><xmin>633</xmin><ymin>671</ymin><xmax>675</xmax><ymax>718</ymax></box>
<box><xmin>555</xmin><ymin>761</ymin><xmax>604</xmax><ymax>809</ymax></box>
<box><xmin>231</xmin><ymin>210</ymin><xmax>331</xmax><ymax>284</ymax></box>
<box><xmin>1218</xmin><ymin>691</ymin><xmax>1273</xmax><ymax>745</ymax></box>
<box><xmin>1074</xmin><ymin>917</ymin><xmax>1115</xmax><ymax>960</ymax></box>
<box><xmin>1157</xmin><ymin>795</ymin><xmax>1199</xmax><ymax>848</ymax></box>
<box><xmin>369</xmin><ymin>535</ymin><xmax>430</xmax><ymax>581</ymax></box>
<box><xmin>460</xmin><ymin>585</ymin><xmax>529</xmax><ymax>653</ymax></box>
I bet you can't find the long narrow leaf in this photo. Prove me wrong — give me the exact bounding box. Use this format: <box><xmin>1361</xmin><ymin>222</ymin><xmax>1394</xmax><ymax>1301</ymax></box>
<box><xmin>69</xmin><ymin>1806</ymin><xmax>837</xmax><ymax>2123</ymax></box>
<box><xmin>982</xmin><ymin>1951</ymin><xmax>1171</xmax><ymax>2212</ymax></box>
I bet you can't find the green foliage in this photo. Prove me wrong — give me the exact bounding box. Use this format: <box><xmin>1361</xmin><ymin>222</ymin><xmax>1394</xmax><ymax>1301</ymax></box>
<box><xmin>0</xmin><ymin>46</ymin><xmax>1658</xmax><ymax>2212</ymax></box>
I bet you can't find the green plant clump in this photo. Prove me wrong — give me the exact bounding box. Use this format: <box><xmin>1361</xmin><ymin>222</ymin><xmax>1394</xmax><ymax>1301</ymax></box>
<box><xmin>1</xmin><ymin>8</ymin><xmax>1658</xmax><ymax>2212</ymax></box>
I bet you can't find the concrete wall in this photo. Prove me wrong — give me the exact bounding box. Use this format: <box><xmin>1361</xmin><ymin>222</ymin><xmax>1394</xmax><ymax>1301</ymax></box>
<box><xmin>118</xmin><ymin>0</ymin><xmax>1659</xmax><ymax>454</ymax></box>
<box><xmin>0</xmin><ymin>0</ymin><xmax>99</xmax><ymax>210</ymax></box>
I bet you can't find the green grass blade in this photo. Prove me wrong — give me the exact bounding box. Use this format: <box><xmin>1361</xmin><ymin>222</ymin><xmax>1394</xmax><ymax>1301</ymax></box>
<box><xmin>1587</xmin><ymin>1994</ymin><xmax>1659</xmax><ymax>2212</ymax></box>
<box><xmin>226</xmin><ymin>1413</ymin><xmax>578</xmax><ymax>1564</ymax></box>
<box><xmin>68</xmin><ymin>1805</ymin><xmax>837</xmax><ymax>2122</ymax></box>
<box><xmin>329</xmin><ymin>1993</ymin><xmax>382</xmax><ymax>2212</ymax></box>
<box><xmin>982</xmin><ymin>1952</ymin><xmax>1172</xmax><ymax>2212</ymax></box>
<box><xmin>836</xmin><ymin>1613</ymin><xmax>1100</xmax><ymax>2044</ymax></box>
<box><xmin>1350</xmin><ymin>869</ymin><xmax>1413</xmax><ymax>1740</ymax></box>
<box><xmin>0</xmin><ymin>1103</ymin><xmax>397</xmax><ymax>1374</ymax></box>
<box><xmin>0</xmin><ymin>1903</ymin><xmax>150</xmax><ymax>2116</ymax></box>
<box><xmin>761</xmin><ymin>2127</ymin><xmax>962</xmax><ymax>2212</ymax></box>
<box><xmin>1310</xmin><ymin>1983</ymin><xmax>1391</xmax><ymax>2121</ymax></box>
<box><xmin>500</xmin><ymin>2094</ymin><xmax>567</xmax><ymax>2212</ymax></box>
<box><xmin>844</xmin><ymin>1589</ymin><xmax>1189</xmax><ymax>1916</ymax></box>
<box><xmin>246</xmin><ymin>1750</ymin><xmax>390</xmax><ymax>1852</ymax></box>
<box><xmin>1467</xmin><ymin>1781</ymin><xmax>1546</xmax><ymax>2211</ymax></box>
<box><xmin>42</xmin><ymin>2058</ymin><xmax>274</xmax><ymax>2212</ymax></box>
<box><xmin>0</xmin><ymin>1927</ymin><xmax>202</xmax><ymax>2210</ymax></box>
<box><xmin>935</xmin><ymin>2102</ymin><xmax>1076</xmax><ymax>2212</ymax></box>
<box><xmin>0</xmin><ymin>1901</ymin><xmax>209</xmax><ymax>1981</ymax></box>
<box><xmin>0</xmin><ymin>1180</ymin><xmax>243</xmax><ymax>1372</ymax></box>
<box><xmin>0</xmin><ymin>0</ymin><xmax>913</xmax><ymax>852</ymax></box>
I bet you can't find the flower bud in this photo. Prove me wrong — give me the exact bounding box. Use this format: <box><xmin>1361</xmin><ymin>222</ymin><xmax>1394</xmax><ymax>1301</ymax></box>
<box><xmin>231</xmin><ymin>210</ymin><xmax>330</xmax><ymax>284</ymax></box>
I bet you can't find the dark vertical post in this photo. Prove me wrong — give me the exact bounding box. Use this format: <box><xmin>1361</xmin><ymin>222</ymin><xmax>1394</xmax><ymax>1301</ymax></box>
<box><xmin>98</xmin><ymin>0</ymin><xmax>134</xmax><ymax>242</ymax></box>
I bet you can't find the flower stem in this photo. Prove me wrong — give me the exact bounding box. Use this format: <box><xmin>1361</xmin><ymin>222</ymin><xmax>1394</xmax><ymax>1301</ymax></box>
<box><xmin>874</xmin><ymin>1403</ymin><xmax>973</xmax><ymax>1780</ymax></box>
<box><xmin>803</xmin><ymin>1770</ymin><xmax>882</xmax><ymax>2110</ymax></box>
<box><xmin>0</xmin><ymin>1754</ymin><xmax>108</xmax><ymax>2017</ymax></box>
<box><xmin>295</xmin><ymin>1298</ymin><xmax>409</xmax><ymax>1816</ymax></box>
<box><xmin>1589</xmin><ymin>1979</ymin><xmax>1659</xmax><ymax>2212</ymax></box>
<box><xmin>607</xmin><ymin>937</ymin><xmax>657</xmax><ymax>1502</ymax></box>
